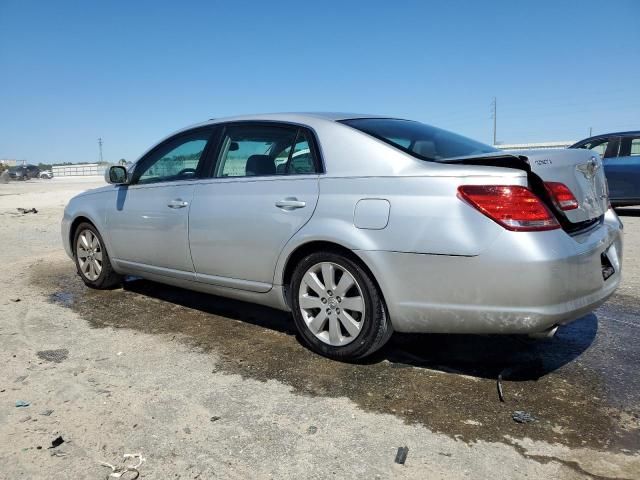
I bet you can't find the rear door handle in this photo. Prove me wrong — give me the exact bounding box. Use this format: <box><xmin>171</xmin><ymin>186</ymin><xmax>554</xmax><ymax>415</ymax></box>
<box><xmin>275</xmin><ymin>198</ymin><xmax>306</xmax><ymax>210</ymax></box>
<box><xmin>167</xmin><ymin>199</ymin><xmax>189</xmax><ymax>209</ymax></box>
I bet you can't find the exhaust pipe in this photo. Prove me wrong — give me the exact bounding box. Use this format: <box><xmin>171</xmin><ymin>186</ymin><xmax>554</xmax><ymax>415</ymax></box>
<box><xmin>527</xmin><ymin>325</ymin><xmax>558</xmax><ymax>340</ymax></box>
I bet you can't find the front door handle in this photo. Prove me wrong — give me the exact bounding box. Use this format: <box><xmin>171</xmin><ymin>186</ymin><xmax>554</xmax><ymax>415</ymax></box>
<box><xmin>275</xmin><ymin>198</ymin><xmax>306</xmax><ymax>210</ymax></box>
<box><xmin>167</xmin><ymin>199</ymin><xmax>189</xmax><ymax>209</ymax></box>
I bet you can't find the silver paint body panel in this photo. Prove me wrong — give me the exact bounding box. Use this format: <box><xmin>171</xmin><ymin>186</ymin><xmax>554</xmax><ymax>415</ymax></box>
<box><xmin>61</xmin><ymin>113</ymin><xmax>623</xmax><ymax>334</ymax></box>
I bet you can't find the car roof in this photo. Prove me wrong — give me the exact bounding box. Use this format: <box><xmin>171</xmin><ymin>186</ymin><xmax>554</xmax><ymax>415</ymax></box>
<box><xmin>573</xmin><ymin>130</ymin><xmax>640</xmax><ymax>144</ymax></box>
<box><xmin>205</xmin><ymin>112</ymin><xmax>389</xmax><ymax>123</ymax></box>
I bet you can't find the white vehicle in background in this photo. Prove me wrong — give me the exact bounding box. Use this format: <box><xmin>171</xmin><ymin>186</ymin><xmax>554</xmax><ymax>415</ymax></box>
<box><xmin>39</xmin><ymin>170</ymin><xmax>53</xmax><ymax>179</ymax></box>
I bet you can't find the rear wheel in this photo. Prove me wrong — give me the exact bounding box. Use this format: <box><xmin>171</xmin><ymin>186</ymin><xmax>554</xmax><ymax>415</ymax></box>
<box><xmin>73</xmin><ymin>222</ymin><xmax>121</xmax><ymax>289</ymax></box>
<box><xmin>290</xmin><ymin>251</ymin><xmax>392</xmax><ymax>360</ymax></box>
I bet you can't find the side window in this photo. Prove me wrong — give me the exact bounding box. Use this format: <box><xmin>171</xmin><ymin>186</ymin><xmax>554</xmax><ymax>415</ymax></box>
<box><xmin>215</xmin><ymin>124</ymin><xmax>318</xmax><ymax>177</ymax></box>
<box><xmin>133</xmin><ymin>130</ymin><xmax>212</xmax><ymax>185</ymax></box>
<box><xmin>619</xmin><ymin>137</ymin><xmax>640</xmax><ymax>157</ymax></box>
<box><xmin>580</xmin><ymin>138</ymin><xmax>610</xmax><ymax>157</ymax></box>
<box><xmin>287</xmin><ymin>131</ymin><xmax>316</xmax><ymax>174</ymax></box>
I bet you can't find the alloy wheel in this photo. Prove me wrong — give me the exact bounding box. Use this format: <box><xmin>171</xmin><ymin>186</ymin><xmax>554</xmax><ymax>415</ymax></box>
<box><xmin>76</xmin><ymin>229</ymin><xmax>103</xmax><ymax>281</ymax></box>
<box><xmin>298</xmin><ymin>261</ymin><xmax>365</xmax><ymax>346</ymax></box>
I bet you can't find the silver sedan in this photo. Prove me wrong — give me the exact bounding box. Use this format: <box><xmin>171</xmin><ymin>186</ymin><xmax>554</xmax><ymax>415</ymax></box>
<box><xmin>62</xmin><ymin>113</ymin><xmax>623</xmax><ymax>360</ymax></box>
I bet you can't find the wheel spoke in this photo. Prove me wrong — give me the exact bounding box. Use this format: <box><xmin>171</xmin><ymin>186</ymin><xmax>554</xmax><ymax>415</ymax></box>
<box><xmin>340</xmin><ymin>295</ymin><xmax>364</xmax><ymax>313</ymax></box>
<box><xmin>82</xmin><ymin>259</ymin><xmax>91</xmax><ymax>274</ymax></box>
<box><xmin>93</xmin><ymin>259</ymin><xmax>102</xmax><ymax>274</ymax></box>
<box><xmin>308</xmin><ymin>310</ymin><xmax>328</xmax><ymax>334</ymax></box>
<box><xmin>77</xmin><ymin>248</ymin><xmax>89</xmax><ymax>260</ymax></box>
<box><xmin>88</xmin><ymin>260</ymin><xmax>96</xmax><ymax>278</ymax></box>
<box><xmin>328</xmin><ymin>316</ymin><xmax>341</xmax><ymax>344</ymax></box>
<box><xmin>93</xmin><ymin>250</ymin><xmax>103</xmax><ymax>261</ymax></box>
<box><xmin>338</xmin><ymin>311</ymin><xmax>361</xmax><ymax>337</ymax></box>
<box><xmin>90</xmin><ymin>233</ymin><xmax>99</xmax><ymax>249</ymax></box>
<box><xmin>321</xmin><ymin>263</ymin><xmax>336</xmax><ymax>291</ymax></box>
<box><xmin>80</xmin><ymin>233</ymin><xmax>90</xmax><ymax>249</ymax></box>
<box><xmin>303</xmin><ymin>271</ymin><xmax>325</xmax><ymax>296</ymax></box>
<box><xmin>334</xmin><ymin>273</ymin><xmax>355</xmax><ymax>297</ymax></box>
<box><xmin>299</xmin><ymin>295</ymin><xmax>323</xmax><ymax>310</ymax></box>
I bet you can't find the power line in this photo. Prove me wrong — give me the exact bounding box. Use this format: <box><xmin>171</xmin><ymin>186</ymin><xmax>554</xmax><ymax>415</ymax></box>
<box><xmin>490</xmin><ymin>97</ymin><xmax>497</xmax><ymax>145</ymax></box>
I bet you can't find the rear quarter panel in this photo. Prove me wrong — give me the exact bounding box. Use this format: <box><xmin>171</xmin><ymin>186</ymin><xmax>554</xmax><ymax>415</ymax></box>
<box><xmin>274</xmin><ymin>170</ymin><xmax>528</xmax><ymax>285</ymax></box>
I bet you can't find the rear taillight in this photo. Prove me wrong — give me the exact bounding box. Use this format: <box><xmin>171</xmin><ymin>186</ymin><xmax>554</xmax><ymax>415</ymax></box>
<box><xmin>457</xmin><ymin>185</ymin><xmax>560</xmax><ymax>232</ymax></box>
<box><xmin>544</xmin><ymin>182</ymin><xmax>579</xmax><ymax>211</ymax></box>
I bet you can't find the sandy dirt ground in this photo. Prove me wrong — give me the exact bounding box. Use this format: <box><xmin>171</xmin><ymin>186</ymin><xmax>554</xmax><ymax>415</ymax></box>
<box><xmin>0</xmin><ymin>177</ymin><xmax>638</xmax><ymax>479</ymax></box>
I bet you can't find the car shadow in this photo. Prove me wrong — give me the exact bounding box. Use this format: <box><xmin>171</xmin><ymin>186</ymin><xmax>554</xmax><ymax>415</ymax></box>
<box><xmin>121</xmin><ymin>276</ymin><xmax>597</xmax><ymax>383</ymax></box>
<box><xmin>615</xmin><ymin>207</ymin><xmax>640</xmax><ymax>217</ymax></box>
<box><xmin>373</xmin><ymin>315</ymin><xmax>597</xmax><ymax>381</ymax></box>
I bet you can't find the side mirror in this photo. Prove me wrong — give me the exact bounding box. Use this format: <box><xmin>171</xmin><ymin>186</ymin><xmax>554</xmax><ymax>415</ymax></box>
<box><xmin>106</xmin><ymin>165</ymin><xmax>129</xmax><ymax>184</ymax></box>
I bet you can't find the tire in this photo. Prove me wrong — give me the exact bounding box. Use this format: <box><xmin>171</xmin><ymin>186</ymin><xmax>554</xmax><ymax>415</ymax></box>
<box><xmin>290</xmin><ymin>251</ymin><xmax>393</xmax><ymax>361</ymax></box>
<box><xmin>73</xmin><ymin>222</ymin><xmax>121</xmax><ymax>289</ymax></box>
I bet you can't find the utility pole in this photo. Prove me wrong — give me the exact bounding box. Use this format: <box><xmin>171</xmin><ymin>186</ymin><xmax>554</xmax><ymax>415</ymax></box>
<box><xmin>98</xmin><ymin>138</ymin><xmax>103</xmax><ymax>163</ymax></box>
<box><xmin>491</xmin><ymin>97</ymin><xmax>497</xmax><ymax>146</ymax></box>
<box><xmin>589</xmin><ymin>127</ymin><xmax>593</xmax><ymax>137</ymax></box>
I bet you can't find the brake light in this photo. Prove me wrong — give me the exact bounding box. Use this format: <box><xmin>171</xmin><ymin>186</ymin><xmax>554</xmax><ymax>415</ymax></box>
<box><xmin>544</xmin><ymin>182</ymin><xmax>579</xmax><ymax>211</ymax></box>
<box><xmin>458</xmin><ymin>185</ymin><xmax>560</xmax><ymax>231</ymax></box>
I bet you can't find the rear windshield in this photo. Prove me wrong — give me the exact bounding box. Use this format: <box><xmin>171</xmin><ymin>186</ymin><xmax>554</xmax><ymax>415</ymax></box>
<box><xmin>340</xmin><ymin>118</ymin><xmax>498</xmax><ymax>161</ymax></box>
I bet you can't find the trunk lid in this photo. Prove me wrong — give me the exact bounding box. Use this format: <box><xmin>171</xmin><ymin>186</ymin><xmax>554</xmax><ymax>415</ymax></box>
<box><xmin>442</xmin><ymin>149</ymin><xmax>608</xmax><ymax>225</ymax></box>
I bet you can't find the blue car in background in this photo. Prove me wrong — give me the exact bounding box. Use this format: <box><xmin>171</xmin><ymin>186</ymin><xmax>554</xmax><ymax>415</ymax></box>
<box><xmin>570</xmin><ymin>131</ymin><xmax>640</xmax><ymax>207</ymax></box>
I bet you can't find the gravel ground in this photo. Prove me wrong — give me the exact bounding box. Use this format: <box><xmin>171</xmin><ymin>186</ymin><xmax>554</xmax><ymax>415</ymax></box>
<box><xmin>0</xmin><ymin>177</ymin><xmax>638</xmax><ymax>479</ymax></box>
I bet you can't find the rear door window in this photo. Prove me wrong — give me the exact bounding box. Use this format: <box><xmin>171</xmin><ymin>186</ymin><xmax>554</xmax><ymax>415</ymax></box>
<box><xmin>214</xmin><ymin>124</ymin><xmax>319</xmax><ymax>177</ymax></box>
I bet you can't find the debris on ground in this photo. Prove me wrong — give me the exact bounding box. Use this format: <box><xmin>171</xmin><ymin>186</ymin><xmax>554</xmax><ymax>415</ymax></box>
<box><xmin>37</xmin><ymin>349</ymin><xmax>69</xmax><ymax>363</ymax></box>
<box><xmin>307</xmin><ymin>425</ymin><xmax>318</xmax><ymax>434</ymax></box>
<box><xmin>40</xmin><ymin>409</ymin><xmax>54</xmax><ymax>416</ymax></box>
<box><xmin>14</xmin><ymin>375</ymin><xmax>27</xmax><ymax>383</ymax></box>
<box><xmin>497</xmin><ymin>372</ymin><xmax>505</xmax><ymax>402</ymax></box>
<box><xmin>49</xmin><ymin>436</ymin><xmax>65</xmax><ymax>449</ymax></box>
<box><xmin>16</xmin><ymin>207</ymin><xmax>38</xmax><ymax>214</ymax></box>
<box><xmin>395</xmin><ymin>446</ymin><xmax>409</xmax><ymax>465</ymax></box>
<box><xmin>15</xmin><ymin>400</ymin><xmax>30</xmax><ymax>407</ymax></box>
<box><xmin>512</xmin><ymin>411</ymin><xmax>537</xmax><ymax>424</ymax></box>
<box><xmin>100</xmin><ymin>453</ymin><xmax>145</xmax><ymax>479</ymax></box>
<box><xmin>10</xmin><ymin>298</ymin><xmax>21</xmax><ymax>302</ymax></box>
<box><xmin>210</xmin><ymin>416</ymin><xmax>221</xmax><ymax>422</ymax></box>
<box><xmin>18</xmin><ymin>415</ymin><xmax>31</xmax><ymax>423</ymax></box>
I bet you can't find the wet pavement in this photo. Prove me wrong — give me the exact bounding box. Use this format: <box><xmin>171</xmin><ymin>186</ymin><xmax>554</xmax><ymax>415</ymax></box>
<box><xmin>34</xmin><ymin>261</ymin><xmax>640</xmax><ymax>455</ymax></box>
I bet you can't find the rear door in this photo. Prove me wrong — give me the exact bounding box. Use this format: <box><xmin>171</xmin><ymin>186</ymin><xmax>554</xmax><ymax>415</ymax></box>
<box><xmin>189</xmin><ymin>122</ymin><xmax>320</xmax><ymax>292</ymax></box>
<box><xmin>605</xmin><ymin>135</ymin><xmax>640</xmax><ymax>202</ymax></box>
<box><xmin>105</xmin><ymin>127</ymin><xmax>215</xmax><ymax>277</ymax></box>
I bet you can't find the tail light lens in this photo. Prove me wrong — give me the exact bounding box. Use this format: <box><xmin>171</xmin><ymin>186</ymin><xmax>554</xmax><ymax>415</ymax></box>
<box><xmin>458</xmin><ymin>185</ymin><xmax>560</xmax><ymax>231</ymax></box>
<box><xmin>544</xmin><ymin>182</ymin><xmax>579</xmax><ymax>211</ymax></box>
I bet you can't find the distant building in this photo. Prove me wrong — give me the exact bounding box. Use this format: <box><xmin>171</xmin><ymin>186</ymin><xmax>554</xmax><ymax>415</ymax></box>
<box><xmin>52</xmin><ymin>163</ymin><xmax>106</xmax><ymax>177</ymax></box>
<box><xmin>493</xmin><ymin>141</ymin><xmax>575</xmax><ymax>151</ymax></box>
<box><xmin>0</xmin><ymin>159</ymin><xmax>19</xmax><ymax>167</ymax></box>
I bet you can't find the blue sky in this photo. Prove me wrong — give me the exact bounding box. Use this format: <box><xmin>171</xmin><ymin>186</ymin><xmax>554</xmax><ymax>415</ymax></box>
<box><xmin>1</xmin><ymin>0</ymin><xmax>639</xmax><ymax>164</ymax></box>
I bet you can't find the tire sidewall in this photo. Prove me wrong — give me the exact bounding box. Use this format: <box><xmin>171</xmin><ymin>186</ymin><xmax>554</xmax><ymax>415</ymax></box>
<box><xmin>73</xmin><ymin>222</ymin><xmax>112</xmax><ymax>288</ymax></box>
<box><xmin>291</xmin><ymin>252</ymin><xmax>384</xmax><ymax>360</ymax></box>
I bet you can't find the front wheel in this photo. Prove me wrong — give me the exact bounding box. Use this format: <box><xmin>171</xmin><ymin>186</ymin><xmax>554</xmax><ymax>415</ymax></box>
<box><xmin>290</xmin><ymin>251</ymin><xmax>392</xmax><ymax>361</ymax></box>
<box><xmin>73</xmin><ymin>222</ymin><xmax>121</xmax><ymax>289</ymax></box>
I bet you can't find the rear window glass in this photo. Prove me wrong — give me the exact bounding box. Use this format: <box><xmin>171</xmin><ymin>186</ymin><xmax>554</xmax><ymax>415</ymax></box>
<box><xmin>340</xmin><ymin>118</ymin><xmax>498</xmax><ymax>161</ymax></box>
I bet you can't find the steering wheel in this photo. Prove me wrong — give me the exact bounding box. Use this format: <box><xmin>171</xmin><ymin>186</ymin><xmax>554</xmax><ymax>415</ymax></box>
<box><xmin>176</xmin><ymin>168</ymin><xmax>197</xmax><ymax>177</ymax></box>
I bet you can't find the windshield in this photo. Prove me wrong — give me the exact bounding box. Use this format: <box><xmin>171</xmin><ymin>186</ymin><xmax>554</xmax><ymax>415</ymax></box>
<box><xmin>340</xmin><ymin>118</ymin><xmax>498</xmax><ymax>161</ymax></box>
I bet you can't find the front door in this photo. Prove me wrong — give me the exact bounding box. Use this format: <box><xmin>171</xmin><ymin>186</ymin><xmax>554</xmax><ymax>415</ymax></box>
<box><xmin>189</xmin><ymin>123</ymin><xmax>320</xmax><ymax>291</ymax></box>
<box><xmin>105</xmin><ymin>127</ymin><xmax>215</xmax><ymax>277</ymax></box>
